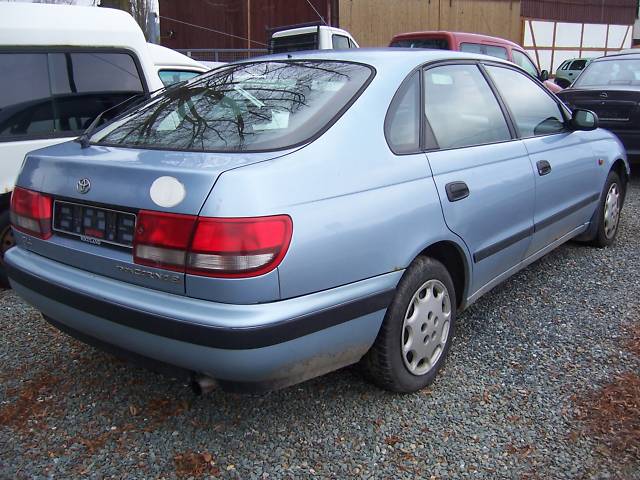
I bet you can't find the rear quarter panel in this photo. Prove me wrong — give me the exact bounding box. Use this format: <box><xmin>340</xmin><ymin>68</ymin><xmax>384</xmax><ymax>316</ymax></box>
<box><xmin>201</xmin><ymin>71</ymin><xmax>472</xmax><ymax>299</ymax></box>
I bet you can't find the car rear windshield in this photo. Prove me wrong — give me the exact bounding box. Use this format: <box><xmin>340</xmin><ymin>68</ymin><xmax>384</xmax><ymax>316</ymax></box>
<box><xmin>270</xmin><ymin>34</ymin><xmax>318</xmax><ymax>53</ymax></box>
<box><xmin>390</xmin><ymin>38</ymin><xmax>449</xmax><ymax>50</ymax></box>
<box><xmin>91</xmin><ymin>60</ymin><xmax>373</xmax><ymax>152</ymax></box>
<box><xmin>573</xmin><ymin>58</ymin><xmax>640</xmax><ymax>87</ymax></box>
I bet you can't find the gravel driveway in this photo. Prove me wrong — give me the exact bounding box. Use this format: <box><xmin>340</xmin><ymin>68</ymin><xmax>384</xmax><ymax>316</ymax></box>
<box><xmin>1</xmin><ymin>178</ymin><xmax>639</xmax><ymax>480</ymax></box>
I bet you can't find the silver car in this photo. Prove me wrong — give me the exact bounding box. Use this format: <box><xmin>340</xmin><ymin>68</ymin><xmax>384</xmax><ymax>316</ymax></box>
<box><xmin>7</xmin><ymin>50</ymin><xmax>628</xmax><ymax>393</ymax></box>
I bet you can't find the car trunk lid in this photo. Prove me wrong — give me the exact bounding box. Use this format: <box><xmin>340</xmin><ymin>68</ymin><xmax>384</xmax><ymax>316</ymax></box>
<box><xmin>559</xmin><ymin>88</ymin><xmax>640</xmax><ymax>127</ymax></box>
<box><xmin>15</xmin><ymin>141</ymin><xmax>294</xmax><ymax>294</ymax></box>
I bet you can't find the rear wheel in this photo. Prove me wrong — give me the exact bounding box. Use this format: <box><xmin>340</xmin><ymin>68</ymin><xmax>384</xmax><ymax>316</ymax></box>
<box><xmin>362</xmin><ymin>256</ymin><xmax>456</xmax><ymax>392</ymax></box>
<box><xmin>0</xmin><ymin>209</ymin><xmax>13</xmax><ymax>288</ymax></box>
<box><xmin>591</xmin><ymin>171</ymin><xmax>622</xmax><ymax>247</ymax></box>
<box><xmin>555</xmin><ymin>78</ymin><xmax>571</xmax><ymax>88</ymax></box>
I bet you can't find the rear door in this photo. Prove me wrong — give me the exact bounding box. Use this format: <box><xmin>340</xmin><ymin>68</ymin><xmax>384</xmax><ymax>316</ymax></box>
<box><xmin>484</xmin><ymin>64</ymin><xmax>600</xmax><ymax>257</ymax></box>
<box><xmin>424</xmin><ymin>63</ymin><xmax>535</xmax><ymax>295</ymax></box>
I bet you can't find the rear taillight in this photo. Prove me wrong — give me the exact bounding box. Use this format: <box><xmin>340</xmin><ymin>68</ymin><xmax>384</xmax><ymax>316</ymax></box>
<box><xmin>133</xmin><ymin>211</ymin><xmax>292</xmax><ymax>278</ymax></box>
<box><xmin>10</xmin><ymin>187</ymin><xmax>53</xmax><ymax>239</ymax></box>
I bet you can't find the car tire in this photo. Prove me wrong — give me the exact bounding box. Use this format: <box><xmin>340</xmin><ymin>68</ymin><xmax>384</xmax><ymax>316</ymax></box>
<box><xmin>361</xmin><ymin>256</ymin><xmax>456</xmax><ymax>393</ymax></box>
<box><xmin>555</xmin><ymin>78</ymin><xmax>570</xmax><ymax>88</ymax></box>
<box><xmin>590</xmin><ymin>170</ymin><xmax>623</xmax><ymax>248</ymax></box>
<box><xmin>0</xmin><ymin>209</ymin><xmax>14</xmax><ymax>289</ymax></box>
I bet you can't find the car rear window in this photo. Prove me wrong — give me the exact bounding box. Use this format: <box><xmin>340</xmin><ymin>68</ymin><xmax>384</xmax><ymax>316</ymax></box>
<box><xmin>270</xmin><ymin>33</ymin><xmax>318</xmax><ymax>53</ymax></box>
<box><xmin>91</xmin><ymin>60</ymin><xmax>374</xmax><ymax>152</ymax></box>
<box><xmin>573</xmin><ymin>59</ymin><xmax>640</xmax><ymax>87</ymax></box>
<box><xmin>390</xmin><ymin>38</ymin><xmax>449</xmax><ymax>50</ymax></box>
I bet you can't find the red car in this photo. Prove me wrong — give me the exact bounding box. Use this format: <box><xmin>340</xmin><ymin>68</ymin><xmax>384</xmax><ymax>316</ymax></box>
<box><xmin>389</xmin><ymin>31</ymin><xmax>562</xmax><ymax>93</ymax></box>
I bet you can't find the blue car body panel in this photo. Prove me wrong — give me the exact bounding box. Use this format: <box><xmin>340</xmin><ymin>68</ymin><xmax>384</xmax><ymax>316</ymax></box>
<box><xmin>6</xmin><ymin>49</ymin><xmax>629</xmax><ymax>391</ymax></box>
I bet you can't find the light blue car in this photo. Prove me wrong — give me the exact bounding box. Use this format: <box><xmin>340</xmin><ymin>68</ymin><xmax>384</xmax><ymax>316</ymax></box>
<box><xmin>6</xmin><ymin>50</ymin><xmax>629</xmax><ymax>394</ymax></box>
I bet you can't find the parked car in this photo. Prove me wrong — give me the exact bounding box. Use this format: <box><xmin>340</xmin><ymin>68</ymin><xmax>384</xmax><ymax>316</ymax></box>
<box><xmin>0</xmin><ymin>2</ymin><xmax>169</xmax><ymax>287</ymax></box>
<box><xmin>269</xmin><ymin>23</ymin><xmax>359</xmax><ymax>53</ymax></box>
<box><xmin>554</xmin><ymin>57</ymin><xmax>592</xmax><ymax>88</ymax></box>
<box><xmin>6</xmin><ymin>49</ymin><xmax>628</xmax><ymax>394</ymax></box>
<box><xmin>389</xmin><ymin>31</ymin><xmax>562</xmax><ymax>93</ymax></box>
<box><xmin>557</xmin><ymin>52</ymin><xmax>640</xmax><ymax>162</ymax></box>
<box><xmin>146</xmin><ymin>43</ymin><xmax>209</xmax><ymax>87</ymax></box>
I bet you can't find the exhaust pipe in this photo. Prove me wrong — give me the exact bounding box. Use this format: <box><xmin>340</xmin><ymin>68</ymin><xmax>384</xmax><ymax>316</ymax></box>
<box><xmin>191</xmin><ymin>375</ymin><xmax>218</xmax><ymax>395</ymax></box>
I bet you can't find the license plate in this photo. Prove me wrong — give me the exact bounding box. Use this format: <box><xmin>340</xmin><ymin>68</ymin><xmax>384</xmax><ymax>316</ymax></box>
<box><xmin>52</xmin><ymin>200</ymin><xmax>136</xmax><ymax>248</ymax></box>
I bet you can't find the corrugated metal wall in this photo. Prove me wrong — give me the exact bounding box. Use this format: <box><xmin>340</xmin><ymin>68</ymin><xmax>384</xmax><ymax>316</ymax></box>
<box><xmin>340</xmin><ymin>0</ymin><xmax>523</xmax><ymax>47</ymax></box>
<box><xmin>521</xmin><ymin>0</ymin><xmax>637</xmax><ymax>25</ymax></box>
<box><xmin>159</xmin><ymin>0</ymin><xmax>336</xmax><ymax>49</ymax></box>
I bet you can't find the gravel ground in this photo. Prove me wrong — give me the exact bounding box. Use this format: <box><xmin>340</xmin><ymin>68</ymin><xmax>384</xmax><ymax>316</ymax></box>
<box><xmin>1</xmin><ymin>177</ymin><xmax>639</xmax><ymax>479</ymax></box>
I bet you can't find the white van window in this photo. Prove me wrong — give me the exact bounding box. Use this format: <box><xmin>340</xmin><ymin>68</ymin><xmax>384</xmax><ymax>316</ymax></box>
<box><xmin>50</xmin><ymin>53</ymin><xmax>143</xmax><ymax>94</ymax></box>
<box><xmin>332</xmin><ymin>35</ymin><xmax>350</xmax><ymax>49</ymax></box>
<box><xmin>0</xmin><ymin>53</ymin><xmax>54</xmax><ymax>138</ymax></box>
<box><xmin>0</xmin><ymin>51</ymin><xmax>145</xmax><ymax>140</ymax></box>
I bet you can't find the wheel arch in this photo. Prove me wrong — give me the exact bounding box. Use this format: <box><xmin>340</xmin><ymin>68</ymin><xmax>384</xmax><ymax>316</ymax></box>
<box><xmin>611</xmin><ymin>158</ymin><xmax>629</xmax><ymax>205</ymax></box>
<box><xmin>414</xmin><ymin>240</ymin><xmax>470</xmax><ymax>310</ymax></box>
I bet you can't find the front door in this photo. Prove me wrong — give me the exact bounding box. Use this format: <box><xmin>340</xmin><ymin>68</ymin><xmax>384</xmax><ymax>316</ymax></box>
<box><xmin>423</xmin><ymin>64</ymin><xmax>536</xmax><ymax>295</ymax></box>
<box><xmin>484</xmin><ymin>65</ymin><xmax>600</xmax><ymax>256</ymax></box>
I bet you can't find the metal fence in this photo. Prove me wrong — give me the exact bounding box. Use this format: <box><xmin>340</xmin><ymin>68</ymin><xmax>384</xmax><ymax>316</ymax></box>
<box><xmin>176</xmin><ymin>48</ymin><xmax>268</xmax><ymax>63</ymax></box>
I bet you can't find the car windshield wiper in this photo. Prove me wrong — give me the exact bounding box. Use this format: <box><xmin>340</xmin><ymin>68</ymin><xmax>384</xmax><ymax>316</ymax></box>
<box><xmin>78</xmin><ymin>80</ymin><xmax>190</xmax><ymax>148</ymax></box>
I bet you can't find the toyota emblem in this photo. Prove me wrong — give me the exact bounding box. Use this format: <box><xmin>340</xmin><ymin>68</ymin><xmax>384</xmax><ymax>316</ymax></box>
<box><xmin>76</xmin><ymin>178</ymin><xmax>91</xmax><ymax>194</ymax></box>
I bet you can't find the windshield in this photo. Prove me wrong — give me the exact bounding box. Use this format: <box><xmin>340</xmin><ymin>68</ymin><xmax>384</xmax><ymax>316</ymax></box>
<box><xmin>573</xmin><ymin>58</ymin><xmax>640</xmax><ymax>87</ymax></box>
<box><xmin>91</xmin><ymin>61</ymin><xmax>373</xmax><ymax>152</ymax></box>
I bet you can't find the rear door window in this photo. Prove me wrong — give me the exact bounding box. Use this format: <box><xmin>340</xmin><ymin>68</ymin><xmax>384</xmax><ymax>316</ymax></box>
<box><xmin>486</xmin><ymin>65</ymin><xmax>566</xmax><ymax>137</ymax></box>
<box><xmin>423</xmin><ymin>64</ymin><xmax>511</xmax><ymax>149</ymax></box>
<box><xmin>92</xmin><ymin>60</ymin><xmax>374</xmax><ymax>152</ymax></box>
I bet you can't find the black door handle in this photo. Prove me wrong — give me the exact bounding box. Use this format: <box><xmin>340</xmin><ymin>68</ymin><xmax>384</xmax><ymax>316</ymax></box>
<box><xmin>445</xmin><ymin>181</ymin><xmax>469</xmax><ymax>202</ymax></box>
<box><xmin>537</xmin><ymin>160</ymin><xmax>552</xmax><ymax>176</ymax></box>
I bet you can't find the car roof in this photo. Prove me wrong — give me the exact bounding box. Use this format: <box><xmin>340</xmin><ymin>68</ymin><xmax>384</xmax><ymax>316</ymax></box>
<box><xmin>243</xmin><ymin>47</ymin><xmax>514</xmax><ymax>69</ymax></box>
<box><xmin>146</xmin><ymin>43</ymin><xmax>207</xmax><ymax>71</ymax></box>
<box><xmin>593</xmin><ymin>51</ymin><xmax>640</xmax><ymax>61</ymax></box>
<box><xmin>390</xmin><ymin>31</ymin><xmax>521</xmax><ymax>49</ymax></box>
<box><xmin>0</xmin><ymin>2</ymin><xmax>147</xmax><ymax>50</ymax></box>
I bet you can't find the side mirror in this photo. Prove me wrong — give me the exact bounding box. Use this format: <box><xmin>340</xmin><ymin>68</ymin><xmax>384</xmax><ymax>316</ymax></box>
<box><xmin>539</xmin><ymin>69</ymin><xmax>549</xmax><ymax>82</ymax></box>
<box><xmin>571</xmin><ymin>108</ymin><xmax>598</xmax><ymax>131</ymax></box>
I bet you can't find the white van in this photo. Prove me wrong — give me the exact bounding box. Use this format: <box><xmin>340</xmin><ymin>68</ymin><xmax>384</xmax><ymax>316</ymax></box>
<box><xmin>0</xmin><ymin>2</ymin><xmax>208</xmax><ymax>286</ymax></box>
<box><xmin>269</xmin><ymin>24</ymin><xmax>359</xmax><ymax>53</ymax></box>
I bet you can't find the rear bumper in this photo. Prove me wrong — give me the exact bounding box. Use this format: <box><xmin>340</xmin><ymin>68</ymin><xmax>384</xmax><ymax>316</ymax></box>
<box><xmin>6</xmin><ymin>247</ymin><xmax>399</xmax><ymax>391</ymax></box>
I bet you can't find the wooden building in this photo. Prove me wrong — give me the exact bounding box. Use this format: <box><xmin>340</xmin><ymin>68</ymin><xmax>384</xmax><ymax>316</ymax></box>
<box><xmin>158</xmin><ymin>0</ymin><xmax>638</xmax><ymax>70</ymax></box>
